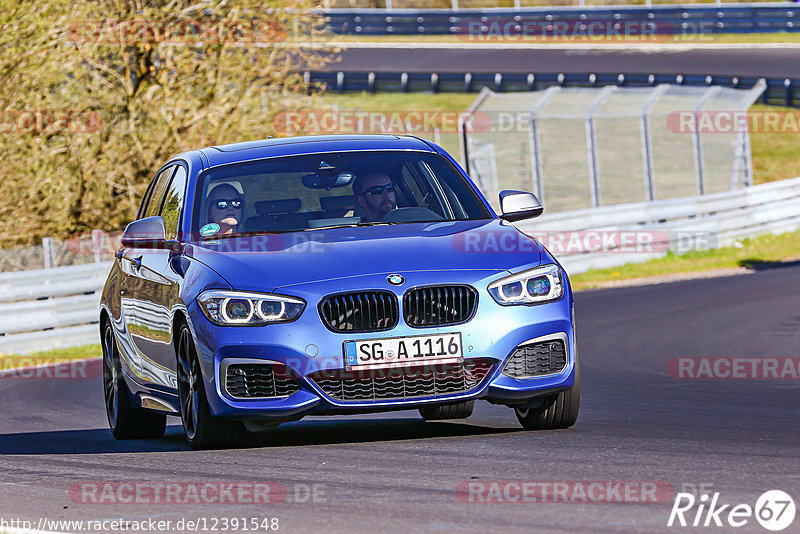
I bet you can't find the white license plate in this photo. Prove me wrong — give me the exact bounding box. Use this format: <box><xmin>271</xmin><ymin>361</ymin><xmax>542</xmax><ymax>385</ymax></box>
<box><xmin>344</xmin><ymin>333</ymin><xmax>463</xmax><ymax>371</ymax></box>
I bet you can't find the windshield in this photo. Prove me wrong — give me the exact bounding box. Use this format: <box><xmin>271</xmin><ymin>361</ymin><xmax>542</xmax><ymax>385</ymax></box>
<box><xmin>192</xmin><ymin>150</ymin><xmax>493</xmax><ymax>238</ymax></box>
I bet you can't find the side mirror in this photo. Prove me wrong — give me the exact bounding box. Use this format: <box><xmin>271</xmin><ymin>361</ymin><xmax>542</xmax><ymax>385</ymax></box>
<box><xmin>499</xmin><ymin>190</ymin><xmax>543</xmax><ymax>222</ymax></box>
<box><xmin>121</xmin><ymin>216</ymin><xmax>169</xmax><ymax>249</ymax></box>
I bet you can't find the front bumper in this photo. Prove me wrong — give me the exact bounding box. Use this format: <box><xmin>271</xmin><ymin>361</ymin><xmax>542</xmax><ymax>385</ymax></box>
<box><xmin>189</xmin><ymin>269</ymin><xmax>577</xmax><ymax>420</ymax></box>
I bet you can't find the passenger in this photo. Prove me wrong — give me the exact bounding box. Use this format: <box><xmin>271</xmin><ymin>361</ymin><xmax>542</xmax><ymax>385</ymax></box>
<box><xmin>353</xmin><ymin>172</ymin><xmax>396</xmax><ymax>222</ymax></box>
<box><xmin>206</xmin><ymin>184</ymin><xmax>244</xmax><ymax>235</ymax></box>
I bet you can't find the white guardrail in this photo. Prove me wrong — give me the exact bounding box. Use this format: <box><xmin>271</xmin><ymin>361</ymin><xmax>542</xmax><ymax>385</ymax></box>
<box><xmin>2</xmin><ymin>176</ymin><xmax>800</xmax><ymax>354</ymax></box>
<box><xmin>0</xmin><ymin>262</ymin><xmax>110</xmax><ymax>354</ymax></box>
<box><xmin>517</xmin><ymin>176</ymin><xmax>800</xmax><ymax>274</ymax></box>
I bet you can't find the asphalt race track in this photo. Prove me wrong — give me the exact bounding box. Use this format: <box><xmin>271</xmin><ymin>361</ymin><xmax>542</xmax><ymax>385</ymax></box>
<box><xmin>1</xmin><ymin>266</ymin><xmax>798</xmax><ymax>533</ymax></box>
<box><xmin>323</xmin><ymin>44</ymin><xmax>800</xmax><ymax>79</ymax></box>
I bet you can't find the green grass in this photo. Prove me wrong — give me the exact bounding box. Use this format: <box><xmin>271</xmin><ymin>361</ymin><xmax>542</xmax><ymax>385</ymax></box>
<box><xmin>570</xmin><ymin>229</ymin><xmax>800</xmax><ymax>290</ymax></box>
<box><xmin>0</xmin><ymin>344</ymin><xmax>101</xmax><ymax>370</ymax></box>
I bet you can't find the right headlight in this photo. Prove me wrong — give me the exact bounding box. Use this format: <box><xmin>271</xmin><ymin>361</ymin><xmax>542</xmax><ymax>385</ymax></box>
<box><xmin>197</xmin><ymin>290</ymin><xmax>305</xmax><ymax>326</ymax></box>
<box><xmin>488</xmin><ymin>264</ymin><xmax>564</xmax><ymax>306</ymax></box>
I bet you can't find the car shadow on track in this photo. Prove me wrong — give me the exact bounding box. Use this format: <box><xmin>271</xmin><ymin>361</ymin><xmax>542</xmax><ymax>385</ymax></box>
<box><xmin>0</xmin><ymin>419</ymin><xmax>522</xmax><ymax>454</ymax></box>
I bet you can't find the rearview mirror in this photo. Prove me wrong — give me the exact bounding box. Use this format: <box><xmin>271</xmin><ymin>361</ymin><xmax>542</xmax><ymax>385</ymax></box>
<box><xmin>499</xmin><ymin>190</ymin><xmax>543</xmax><ymax>222</ymax></box>
<box><xmin>121</xmin><ymin>216</ymin><xmax>171</xmax><ymax>249</ymax></box>
<box><xmin>302</xmin><ymin>172</ymin><xmax>355</xmax><ymax>189</ymax></box>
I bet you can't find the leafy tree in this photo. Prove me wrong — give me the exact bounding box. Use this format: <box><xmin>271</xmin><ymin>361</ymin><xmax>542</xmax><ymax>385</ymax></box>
<box><xmin>0</xmin><ymin>0</ymin><xmax>330</xmax><ymax>245</ymax></box>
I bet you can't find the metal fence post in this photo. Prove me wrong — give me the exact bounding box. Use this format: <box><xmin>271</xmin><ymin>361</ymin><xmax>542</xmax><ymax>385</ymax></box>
<box><xmin>92</xmin><ymin>230</ymin><xmax>104</xmax><ymax>263</ymax></box>
<box><xmin>42</xmin><ymin>237</ymin><xmax>55</xmax><ymax>269</ymax></box>
<box><xmin>584</xmin><ymin>86</ymin><xmax>616</xmax><ymax>208</ymax></box>
<box><xmin>529</xmin><ymin>86</ymin><xmax>561</xmax><ymax>202</ymax></box>
<box><xmin>743</xmin><ymin>130</ymin><xmax>754</xmax><ymax>188</ymax></box>
<box><xmin>692</xmin><ymin>86</ymin><xmax>721</xmax><ymax>195</ymax></box>
<box><xmin>640</xmin><ymin>85</ymin><xmax>669</xmax><ymax>202</ymax></box>
<box><xmin>458</xmin><ymin>87</ymin><xmax>493</xmax><ymax>174</ymax></box>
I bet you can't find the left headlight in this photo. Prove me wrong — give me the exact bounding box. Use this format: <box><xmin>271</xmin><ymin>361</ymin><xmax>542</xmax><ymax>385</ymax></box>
<box><xmin>488</xmin><ymin>264</ymin><xmax>564</xmax><ymax>306</ymax></box>
<box><xmin>197</xmin><ymin>290</ymin><xmax>305</xmax><ymax>326</ymax></box>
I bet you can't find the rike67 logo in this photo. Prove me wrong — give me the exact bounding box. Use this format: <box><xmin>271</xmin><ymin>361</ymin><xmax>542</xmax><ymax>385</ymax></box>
<box><xmin>668</xmin><ymin>490</ymin><xmax>796</xmax><ymax>531</ymax></box>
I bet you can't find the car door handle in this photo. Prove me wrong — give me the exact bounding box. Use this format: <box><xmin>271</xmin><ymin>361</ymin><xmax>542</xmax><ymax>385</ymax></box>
<box><xmin>131</xmin><ymin>255</ymin><xmax>143</xmax><ymax>270</ymax></box>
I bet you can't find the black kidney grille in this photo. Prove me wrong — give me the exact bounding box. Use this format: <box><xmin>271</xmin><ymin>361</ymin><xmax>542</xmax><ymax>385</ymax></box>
<box><xmin>502</xmin><ymin>340</ymin><xmax>567</xmax><ymax>379</ymax></box>
<box><xmin>320</xmin><ymin>291</ymin><xmax>399</xmax><ymax>333</ymax></box>
<box><xmin>308</xmin><ymin>359</ymin><xmax>495</xmax><ymax>402</ymax></box>
<box><xmin>225</xmin><ymin>364</ymin><xmax>301</xmax><ymax>399</ymax></box>
<box><xmin>403</xmin><ymin>285</ymin><xmax>478</xmax><ymax>327</ymax></box>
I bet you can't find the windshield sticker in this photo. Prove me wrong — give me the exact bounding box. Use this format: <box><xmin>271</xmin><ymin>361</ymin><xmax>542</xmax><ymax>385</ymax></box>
<box><xmin>199</xmin><ymin>223</ymin><xmax>220</xmax><ymax>237</ymax></box>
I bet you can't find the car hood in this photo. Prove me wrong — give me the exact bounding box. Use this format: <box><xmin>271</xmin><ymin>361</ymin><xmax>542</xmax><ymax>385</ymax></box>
<box><xmin>186</xmin><ymin>219</ymin><xmax>541</xmax><ymax>292</ymax></box>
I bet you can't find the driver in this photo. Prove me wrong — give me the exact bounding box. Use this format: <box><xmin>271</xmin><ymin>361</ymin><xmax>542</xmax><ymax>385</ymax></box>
<box><xmin>206</xmin><ymin>184</ymin><xmax>245</xmax><ymax>235</ymax></box>
<box><xmin>353</xmin><ymin>172</ymin><xmax>396</xmax><ymax>222</ymax></box>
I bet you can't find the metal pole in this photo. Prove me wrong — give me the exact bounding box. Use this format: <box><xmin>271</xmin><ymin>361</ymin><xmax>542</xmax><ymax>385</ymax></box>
<box><xmin>42</xmin><ymin>237</ymin><xmax>55</xmax><ymax>269</ymax></box>
<box><xmin>743</xmin><ymin>129</ymin><xmax>754</xmax><ymax>187</ymax></box>
<box><xmin>585</xmin><ymin>116</ymin><xmax>601</xmax><ymax>207</ymax></box>
<box><xmin>529</xmin><ymin>86</ymin><xmax>561</xmax><ymax>202</ymax></box>
<box><xmin>691</xmin><ymin>86</ymin><xmax>721</xmax><ymax>196</ymax></box>
<box><xmin>92</xmin><ymin>230</ymin><xmax>104</xmax><ymax>263</ymax></box>
<box><xmin>584</xmin><ymin>86</ymin><xmax>616</xmax><ymax>208</ymax></box>
<box><xmin>459</xmin><ymin>87</ymin><xmax>494</xmax><ymax>174</ymax></box>
<box><xmin>731</xmin><ymin>130</ymin><xmax>745</xmax><ymax>190</ymax></box>
<box><xmin>640</xmin><ymin>84</ymin><xmax>669</xmax><ymax>202</ymax></box>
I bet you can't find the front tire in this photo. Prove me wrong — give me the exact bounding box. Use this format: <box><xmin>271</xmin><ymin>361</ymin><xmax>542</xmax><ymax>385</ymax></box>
<box><xmin>177</xmin><ymin>324</ymin><xmax>245</xmax><ymax>449</ymax></box>
<box><xmin>102</xmin><ymin>323</ymin><xmax>166</xmax><ymax>439</ymax></box>
<box><xmin>420</xmin><ymin>400</ymin><xmax>475</xmax><ymax>421</ymax></box>
<box><xmin>515</xmin><ymin>362</ymin><xmax>580</xmax><ymax>430</ymax></box>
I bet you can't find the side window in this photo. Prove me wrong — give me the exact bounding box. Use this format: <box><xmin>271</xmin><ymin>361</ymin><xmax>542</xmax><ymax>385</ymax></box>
<box><xmin>160</xmin><ymin>166</ymin><xmax>187</xmax><ymax>241</ymax></box>
<box><xmin>137</xmin><ymin>179</ymin><xmax>157</xmax><ymax>220</ymax></box>
<box><xmin>143</xmin><ymin>166</ymin><xmax>175</xmax><ymax>219</ymax></box>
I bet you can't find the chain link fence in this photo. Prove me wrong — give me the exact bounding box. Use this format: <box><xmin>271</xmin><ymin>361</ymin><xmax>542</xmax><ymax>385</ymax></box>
<box><xmin>0</xmin><ymin>231</ymin><xmax>120</xmax><ymax>273</ymax></box>
<box><xmin>462</xmin><ymin>82</ymin><xmax>766</xmax><ymax>213</ymax></box>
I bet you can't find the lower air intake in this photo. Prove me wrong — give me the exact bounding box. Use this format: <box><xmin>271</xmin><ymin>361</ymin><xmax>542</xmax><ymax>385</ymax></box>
<box><xmin>502</xmin><ymin>339</ymin><xmax>567</xmax><ymax>379</ymax></box>
<box><xmin>308</xmin><ymin>358</ymin><xmax>495</xmax><ymax>402</ymax></box>
<box><xmin>224</xmin><ymin>363</ymin><xmax>301</xmax><ymax>399</ymax></box>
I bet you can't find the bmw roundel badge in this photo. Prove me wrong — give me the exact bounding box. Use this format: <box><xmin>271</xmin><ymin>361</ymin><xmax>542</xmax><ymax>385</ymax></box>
<box><xmin>387</xmin><ymin>274</ymin><xmax>405</xmax><ymax>286</ymax></box>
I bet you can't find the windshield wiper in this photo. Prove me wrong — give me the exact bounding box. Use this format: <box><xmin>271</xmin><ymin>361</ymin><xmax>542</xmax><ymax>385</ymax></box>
<box><xmin>198</xmin><ymin>230</ymin><xmax>293</xmax><ymax>241</ymax></box>
<box><xmin>302</xmin><ymin>222</ymin><xmax>398</xmax><ymax>232</ymax></box>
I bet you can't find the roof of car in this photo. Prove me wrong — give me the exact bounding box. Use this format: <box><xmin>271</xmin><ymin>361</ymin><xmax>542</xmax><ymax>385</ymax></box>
<box><xmin>196</xmin><ymin>134</ymin><xmax>437</xmax><ymax>168</ymax></box>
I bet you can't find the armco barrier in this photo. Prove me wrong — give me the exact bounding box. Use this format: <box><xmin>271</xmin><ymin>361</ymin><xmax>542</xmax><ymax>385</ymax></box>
<box><xmin>3</xmin><ymin>177</ymin><xmax>800</xmax><ymax>353</ymax></box>
<box><xmin>305</xmin><ymin>71</ymin><xmax>800</xmax><ymax>107</ymax></box>
<box><xmin>323</xmin><ymin>4</ymin><xmax>800</xmax><ymax>35</ymax></box>
<box><xmin>516</xmin><ymin>176</ymin><xmax>800</xmax><ymax>274</ymax></box>
<box><xmin>0</xmin><ymin>262</ymin><xmax>109</xmax><ymax>354</ymax></box>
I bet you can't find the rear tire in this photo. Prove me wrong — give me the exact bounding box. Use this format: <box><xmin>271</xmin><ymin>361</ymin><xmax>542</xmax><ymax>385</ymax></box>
<box><xmin>177</xmin><ymin>324</ymin><xmax>246</xmax><ymax>449</ymax></box>
<box><xmin>515</xmin><ymin>361</ymin><xmax>580</xmax><ymax>430</ymax></box>
<box><xmin>102</xmin><ymin>323</ymin><xmax>166</xmax><ymax>439</ymax></box>
<box><xmin>420</xmin><ymin>400</ymin><xmax>475</xmax><ymax>421</ymax></box>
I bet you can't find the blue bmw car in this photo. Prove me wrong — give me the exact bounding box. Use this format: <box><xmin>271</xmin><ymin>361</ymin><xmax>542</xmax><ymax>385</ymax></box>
<box><xmin>99</xmin><ymin>134</ymin><xmax>579</xmax><ymax>449</ymax></box>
